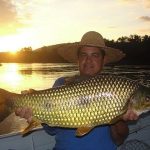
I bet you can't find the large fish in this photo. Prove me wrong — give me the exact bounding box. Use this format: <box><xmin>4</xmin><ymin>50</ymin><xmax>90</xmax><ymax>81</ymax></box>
<box><xmin>0</xmin><ymin>75</ymin><xmax>150</xmax><ymax>136</ymax></box>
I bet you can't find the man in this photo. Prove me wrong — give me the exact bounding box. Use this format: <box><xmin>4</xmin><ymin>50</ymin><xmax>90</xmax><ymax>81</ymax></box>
<box><xmin>16</xmin><ymin>31</ymin><xmax>138</xmax><ymax>150</ymax></box>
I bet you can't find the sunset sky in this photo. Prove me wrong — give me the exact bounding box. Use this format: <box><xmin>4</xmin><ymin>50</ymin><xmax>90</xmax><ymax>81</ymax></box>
<box><xmin>0</xmin><ymin>0</ymin><xmax>150</xmax><ymax>52</ymax></box>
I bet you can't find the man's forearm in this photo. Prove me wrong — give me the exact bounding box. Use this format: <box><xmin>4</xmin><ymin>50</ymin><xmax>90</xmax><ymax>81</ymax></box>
<box><xmin>110</xmin><ymin>120</ymin><xmax>129</xmax><ymax>146</ymax></box>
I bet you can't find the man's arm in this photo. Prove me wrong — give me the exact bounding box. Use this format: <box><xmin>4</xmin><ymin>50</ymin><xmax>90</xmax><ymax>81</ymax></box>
<box><xmin>110</xmin><ymin>120</ymin><xmax>128</xmax><ymax>145</ymax></box>
<box><xmin>110</xmin><ymin>109</ymin><xmax>139</xmax><ymax>145</ymax></box>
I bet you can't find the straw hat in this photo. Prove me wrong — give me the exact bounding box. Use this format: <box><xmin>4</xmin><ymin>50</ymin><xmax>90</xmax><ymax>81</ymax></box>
<box><xmin>57</xmin><ymin>31</ymin><xmax>125</xmax><ymax>64</ymax></box>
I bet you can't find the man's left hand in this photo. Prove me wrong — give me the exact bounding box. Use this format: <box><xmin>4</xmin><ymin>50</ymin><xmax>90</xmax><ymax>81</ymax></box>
<box><xmin>122</xmin><ymin>108</ymin><xmax>139</xmax><ymax>121</ymax></box>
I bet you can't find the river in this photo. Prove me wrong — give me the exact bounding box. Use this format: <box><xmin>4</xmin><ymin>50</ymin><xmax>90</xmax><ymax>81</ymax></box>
<box><xmin>0</xmin><ymin>63</ymin><xmax>149</xmax><ymax>93</ymax></box>
<box><xmin>0</xmin><ymin>63</ymin><xmax>150</xmax><ymax>136</ymax></box>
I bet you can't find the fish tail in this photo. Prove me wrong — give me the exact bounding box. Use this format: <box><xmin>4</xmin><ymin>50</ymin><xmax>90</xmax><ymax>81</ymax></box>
<box><xmin>0</xmin><ymin>88</ymin><xmax>16</xmax><ymax>122</ymax></box>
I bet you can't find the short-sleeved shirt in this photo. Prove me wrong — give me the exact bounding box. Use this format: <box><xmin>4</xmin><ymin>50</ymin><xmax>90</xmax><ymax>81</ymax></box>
<box><xmin>42</xmin><ymin>77</ymin><xmax>117</xmax><ymax>150</ymax></box>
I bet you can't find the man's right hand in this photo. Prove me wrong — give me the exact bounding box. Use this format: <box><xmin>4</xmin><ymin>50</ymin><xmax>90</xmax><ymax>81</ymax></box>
<box><xmin>15</xmin><ymin>107</ymin><xmax>33</xmax><ymax>123</ymax></box>
<box><xmin>15</xmin><ymin>89</ymin><xmax>36</xmax><ymax>123</ymax></box>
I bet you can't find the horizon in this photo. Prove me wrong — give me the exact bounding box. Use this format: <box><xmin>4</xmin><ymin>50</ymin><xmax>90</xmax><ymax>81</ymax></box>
<box><xmin>0</xmin><ymin>33</ymin><xmax>149</xmax><ymax>53</ymax></box>
<box><xmin>0</xmin><ymin>0</ymin><xmax>150</xmax><ymax>52</ymax></box>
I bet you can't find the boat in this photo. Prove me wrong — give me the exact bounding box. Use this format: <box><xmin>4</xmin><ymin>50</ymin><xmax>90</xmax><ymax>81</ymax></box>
<box><xmin>0</xmin><ymin>112</ymin><xmax>150</xmax><ymax>150</ymax></box>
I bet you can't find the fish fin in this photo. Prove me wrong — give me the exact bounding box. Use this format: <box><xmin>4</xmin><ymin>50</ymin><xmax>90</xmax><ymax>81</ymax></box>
<box><xmin>21</xmin><ymin>118</ymin><xmax>41</xmax><ymax>135</ymax></box>
<box><xmin>76</xmin><ymin>127</ymin><xmax>93</xmax><ymax>136</ymax></box>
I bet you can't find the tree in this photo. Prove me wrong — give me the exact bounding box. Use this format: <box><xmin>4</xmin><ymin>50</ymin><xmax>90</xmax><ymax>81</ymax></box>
<box><xmin>20</xmin><ymin>47</ymin><xmax>32</xmax><ymax>52</ymax></box>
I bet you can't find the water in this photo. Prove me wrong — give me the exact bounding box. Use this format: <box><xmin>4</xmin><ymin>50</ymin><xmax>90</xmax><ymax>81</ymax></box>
<box><xmin>102</xmin><ymin>65</ymin><xmax>150</xmax><ymax>87</ymax></box>
<box><xmin>0</xmin><ymin>63</ymin><xmax>149</xmax><ymax>93</ymax></box>
<box><xmin>0</xmin><ymin>63</ymin><xmax>78</xmax><ymax>93</ymax></box>
<box><xmin>0</xmin><ymin>63</ymin><xmax>150</xmax><ymax>136</ymax></box>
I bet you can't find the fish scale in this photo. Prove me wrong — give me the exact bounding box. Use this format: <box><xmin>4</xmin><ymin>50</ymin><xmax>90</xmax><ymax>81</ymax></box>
<box><xmin>11</xmin><ymin>75</ymin><xmax>139</xmax><ymax>128</ymax></box>
<box><xmin>1</xmin><ymin>74</ymin><xmax>150</xmax><ymax>135</ymax></box>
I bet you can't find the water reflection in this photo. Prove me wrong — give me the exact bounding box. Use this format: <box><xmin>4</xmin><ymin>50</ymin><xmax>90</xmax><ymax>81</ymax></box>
<box><xmin>0</xmin><ymin>64</ymin><xmax>23</xmax><ymax>92</ymax></box>
<box><xmin>1</xmin><ymin>64</ymin><xmax>22</xmax><ymax>86</ymax></box>
<box><xmin>0</xmin><ymin>63</ymin><xmax>78</xmax><ymax>93</ymax></box>
<box><xmin>0</xmin><ymin>63</ymin><xmax>149</xmax><ymax>92</ymax></box>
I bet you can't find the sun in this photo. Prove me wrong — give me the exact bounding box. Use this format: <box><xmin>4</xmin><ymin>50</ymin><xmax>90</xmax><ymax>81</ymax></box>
<box><xmin>10</xmin><ymin>50</ymin><xmax>18</xmax><ymax>55</ymax></box>
<box><xmin>0</xmin><ymin>35</ymin><xmax>21</xmax><ymax>52</ymax></box>
<box><xmin>0</xmin><ymin>30</ymin><xmax>34</xmax><ymax>53</ymax></box>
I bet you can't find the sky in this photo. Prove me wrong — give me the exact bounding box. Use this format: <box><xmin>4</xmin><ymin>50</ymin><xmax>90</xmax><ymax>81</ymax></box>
<box><xmin>0</xmin><ymin>0</ymin><xmax>150</xmax><ymax>52</ymax></box>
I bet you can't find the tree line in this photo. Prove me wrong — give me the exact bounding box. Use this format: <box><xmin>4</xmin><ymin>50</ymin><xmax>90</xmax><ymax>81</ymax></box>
<box><xmin>0</xmin><ymin>34</ymin><xmax>149</xmax><ymax>65</ymax></box>
<box><xmin>105</xmin><ymin>34</ymin><xmax>150</xmax><ymax>65</ymax></box>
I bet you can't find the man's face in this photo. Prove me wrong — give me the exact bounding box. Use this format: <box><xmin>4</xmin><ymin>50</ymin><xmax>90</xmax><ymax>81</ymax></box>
<box><xmin>78</xmin><ymin>46</ymin><xmax>104</xmax><ymax>77</ymax></box>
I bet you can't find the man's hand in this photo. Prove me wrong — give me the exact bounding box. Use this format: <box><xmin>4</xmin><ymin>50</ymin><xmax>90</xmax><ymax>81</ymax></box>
<box><xmin>15</xmin><ymin>107</ymin><xmax>33</xmax><ymax>123</ymax></box>
<box><xmin>122</xmin><ymin>108</ymin><xmax>139</xmax><ymax>121</ymax></box>
<box><xmin>15</xmin><ymin>89</ymin><xmax>35</xmax><ymax>123</ymax></box>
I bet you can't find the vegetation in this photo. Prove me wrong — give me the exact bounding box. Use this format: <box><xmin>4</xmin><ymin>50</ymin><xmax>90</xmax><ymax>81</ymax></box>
<box><xmin>0</xmin><ymin>45</ymin><xmax>66</xmax><ymax>63</ymax></box>
<box><xmin>105</xmin><ymin>35</ymin><xmax>150</xmax><ymax>65</ymax></box>
<box><xmin>0</xmin><ymin>34</ymin><xmax>149</xmax><ymax>65</ymax></box>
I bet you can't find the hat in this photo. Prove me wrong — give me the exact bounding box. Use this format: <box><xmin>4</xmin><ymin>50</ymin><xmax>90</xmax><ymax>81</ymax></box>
<box><xmin>57</xmin><ymin>31</ymin><xmax>125</xmax><ymax>64</ymax></box>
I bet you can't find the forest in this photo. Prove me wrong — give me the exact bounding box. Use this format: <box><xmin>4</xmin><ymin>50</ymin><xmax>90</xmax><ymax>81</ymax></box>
<box><xmin>105</xmin><ymin>34</ymin><xmax>150</xmax><ymax>65</ymax></box>
<box><xmin>0</xmin><ymin>34</ymin><xmax>149</xmax><ymax>65</ymax></box>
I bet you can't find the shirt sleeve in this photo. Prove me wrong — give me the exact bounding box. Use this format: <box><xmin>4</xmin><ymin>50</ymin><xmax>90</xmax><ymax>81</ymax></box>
<box><xmin>52</xmin><ymin>77</ymin><xmax>65</xmax><ymax>88</ymax></box>
<box><xmin>42</xmin><ymin>77</ymin><xmax>65</xmax><ymax>136</ymax></box>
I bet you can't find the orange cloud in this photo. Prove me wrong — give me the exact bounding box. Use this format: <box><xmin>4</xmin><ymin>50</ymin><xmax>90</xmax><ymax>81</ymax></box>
<box><xmin>0</xmin><ymin>0</ymin><xmax>29</xmax><ymax>36</ymax></box>
<box><xmin>0</xmin><ymin>0</ymin><xmax>17</xmax><ymax>25</ymax></box>
<box><xmin>145</xmin><ymin>0</ymin><xmax>150</xmax><ymax>8</ymax></box>
<box><xmin>139</xmin><ymin>16</ymin><xmax>150</xmax><ymax>22</ymax></box>
<box><xmin>119</xmin><ymin>0</ymin><xmax>150</xmax><ymax>8</ymax></box>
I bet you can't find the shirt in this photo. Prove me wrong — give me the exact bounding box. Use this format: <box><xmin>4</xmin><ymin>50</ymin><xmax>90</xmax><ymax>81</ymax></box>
<box><xmin>42</xmin><ymin>77</ymin><xmax>117</xmax><ymax>150</ymax></box>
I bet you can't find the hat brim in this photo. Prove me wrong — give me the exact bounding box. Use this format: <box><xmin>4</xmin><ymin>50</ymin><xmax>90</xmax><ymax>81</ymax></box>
<box><xmin>57</xmin><ymin>42</ymin><xmax>125</xmax><ymax>64</ymax></box>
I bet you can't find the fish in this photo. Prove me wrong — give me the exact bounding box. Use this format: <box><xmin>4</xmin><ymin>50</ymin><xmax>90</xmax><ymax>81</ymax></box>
<box><xmin>0</xmin><ymin>74</ymin><xmax>150</xmax><ymax>136</ymax></box>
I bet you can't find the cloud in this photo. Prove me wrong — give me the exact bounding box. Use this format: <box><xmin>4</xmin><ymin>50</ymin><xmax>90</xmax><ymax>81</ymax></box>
<box><xmin>0</xmin><ymin>0</ymin><xmax>27</xmax><ymax>35</ymax></box>
<box><xmin>118</xmin><ymin>0</ymin><xmax>150</xmax><ymax>8</ymax></box>
<box><xmin>0</xmin><ymin>0</ymin><xmax>17</xmax><ymax>25</ymax></box>
<box><xmin>144</xmin><ymin>0</ymin><xmax>150</xmax><ymax>8</ymax></box>
<box><xmin>139</xmin><ymin>16</ymin><xmax>150</xmax><ymax>22</ymax></box>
